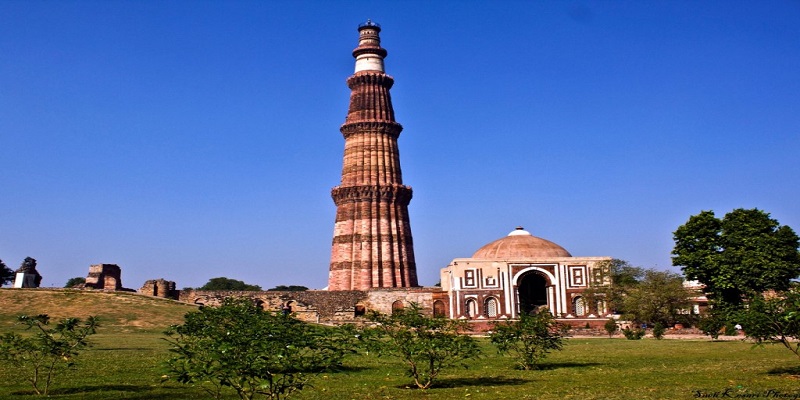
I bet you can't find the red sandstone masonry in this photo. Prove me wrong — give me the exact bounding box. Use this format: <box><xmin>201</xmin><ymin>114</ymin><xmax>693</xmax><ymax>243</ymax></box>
<box><xmin>328</xmin><ymin>23</ymin><xmax>418</xmax><ymax>290</ymax></box>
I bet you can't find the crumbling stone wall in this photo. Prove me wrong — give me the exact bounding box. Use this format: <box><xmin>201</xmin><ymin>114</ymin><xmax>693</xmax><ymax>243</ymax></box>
<box><xmin>84</xmin><ymin>264</ymin><xmax>132</xmax><ymax>291</ymax></box>
<box><xmin>179</xmin><ymin>287</ymin><xmax>439</xmax><ymax>324</ymax></box>
<box><xmin>139</xmin><ymin>279</ymin><xmax>178</xmax><ymax>300</ymax></box>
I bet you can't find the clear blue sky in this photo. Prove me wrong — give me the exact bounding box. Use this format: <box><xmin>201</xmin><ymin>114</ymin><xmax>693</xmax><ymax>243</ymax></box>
<box><xmin>1</xmin><ymin>1</ymin><xmax>798</xmax><ymax>290</ymax></box>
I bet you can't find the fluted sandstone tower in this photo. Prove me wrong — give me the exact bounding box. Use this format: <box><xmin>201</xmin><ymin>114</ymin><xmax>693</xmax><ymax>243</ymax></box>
<box><xmin>328</xmin><ymin>21</ymin><xmax>418</xmax><ymax>290</ymax></box>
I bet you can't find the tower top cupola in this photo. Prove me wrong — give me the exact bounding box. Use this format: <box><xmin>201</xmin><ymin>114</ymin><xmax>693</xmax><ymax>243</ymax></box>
<box><xmin>353</xmin><ymin>19</ymin><xmax>387</xmax><ymax>73</ymax></box>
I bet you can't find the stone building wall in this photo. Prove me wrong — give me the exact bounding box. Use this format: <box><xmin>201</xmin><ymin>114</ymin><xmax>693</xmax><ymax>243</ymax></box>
<box><xmin>84</xmin><ymin>264</ymin><xmax>131</xmax><ymax>291</ymax></box>
<box><xmin>139</xmin><ymin>279</ymin><xmax>178</xmax><ymax>300</ymax></box>
<box><xmin>179</xmin><ymin>287</ymin><xmax>438</xmax><ymax>324</ymax></box>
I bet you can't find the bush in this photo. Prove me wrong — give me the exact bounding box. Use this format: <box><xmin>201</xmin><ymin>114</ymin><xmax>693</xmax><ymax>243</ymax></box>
<box><xmin>164</xmin><ymin>298</ymin><xmax>355</xmax><ymax>399</ymax></box>
<box><xmin>698</xmin><ymin>315</ymin><xmax>726</xmax><ymax>340</ymax></box>
<box><xmin>622</xmin><ymin>327</ymin><xmax>645</xmax><ymax>340</ymax></box>
<box><xmin>0</xmin><ymin>314</ymin><xmax>99</xmax><ymax>396</ymax></box>
<box><xmin>737</xmin><ymin>289</ymin><xmax>800</xmax><ymax>361</ymax></box>
<box><xmin>652</xmin><ymin>323</ymin><xmax>666</xmax><ymax>340</ymax></box>
<box><xmin>604</xmin><ymin>318</ymin><xmax>619</xmax><ymax>337</ymax></box>
<box><xmin>364</xmin><ymin>302</ymin><xmax>480</xmax><ymax>389</ymax></box>
<box><xmin>490</xmin><ymin>311</ymin><xmax>568</xmax><ymax>370</ymax></box>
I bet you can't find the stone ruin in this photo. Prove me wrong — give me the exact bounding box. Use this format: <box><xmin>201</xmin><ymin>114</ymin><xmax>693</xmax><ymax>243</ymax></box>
<box><xmin>83</xmin><ymin>263</ymin><xmax>133</xmax><ymax>291</ymax></box>
<box><xmin>13</xmin><ymin>257</ymin><xmax>42</xmax><ymax>288</ymax></box>
<box><xmin>138</xmin><ymin>278</ymin><xmax>178</xmax><ymax>300</ymax></box>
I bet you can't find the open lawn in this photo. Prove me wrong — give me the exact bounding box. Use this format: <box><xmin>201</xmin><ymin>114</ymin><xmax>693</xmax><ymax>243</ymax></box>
<box><xmin>1</xmin><ymin>289</ymin><xmax>798</xmax><ymax>399</ymax></box>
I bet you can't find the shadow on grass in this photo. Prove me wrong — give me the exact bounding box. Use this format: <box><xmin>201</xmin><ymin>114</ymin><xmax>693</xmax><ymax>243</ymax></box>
<box><xmin>332</xmin><ymin>365</ymin><xmax>371</xmax><ymax>373</ymax></box>
<box><xmin>536</xmin><ymin>361</ymin><xmax>602</xmax><ymax>370</ymax></box>
<box><xmin>11</xmin><ymin>384</ymin><xmax>155</xmax><ymax>396</ymax></box>
<box><xmin>434</xmin><ymin>376</ymin><xmax>531</xmax><ymax>388</ymax></box>
<box><xmin>399</xmin><ymin>376</ymin><xmax>531</xmax><ymax>389</ymax></box>
<box><xmin>767</xmin><ymin>365</ymin><xmax>800</xmax><ymax>377</ymax></box>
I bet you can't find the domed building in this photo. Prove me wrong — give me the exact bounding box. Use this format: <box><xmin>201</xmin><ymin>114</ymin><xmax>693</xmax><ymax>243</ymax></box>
<box><xmin>438</xmin><ymin>227</ymin><xmax>612</xmax><ymax>327</ymax></box>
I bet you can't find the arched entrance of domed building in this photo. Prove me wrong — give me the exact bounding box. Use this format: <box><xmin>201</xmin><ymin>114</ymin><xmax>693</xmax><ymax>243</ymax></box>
<box><xmin>516</xmin><ymin>271</ymin><xmax>549</xmax><ymax>315</ymax></box>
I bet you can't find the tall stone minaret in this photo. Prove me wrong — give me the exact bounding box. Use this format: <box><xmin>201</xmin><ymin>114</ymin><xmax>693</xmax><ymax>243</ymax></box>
<box><xmin>328</xmin><ymin>21</ymin><xmax>418</xmax><ymax>290</ymax></box>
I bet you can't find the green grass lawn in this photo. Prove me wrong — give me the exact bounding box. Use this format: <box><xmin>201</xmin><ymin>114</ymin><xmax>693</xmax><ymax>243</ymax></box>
<box><xmin>1</xmin><ymin>289</ymin><xmax>798</xmax><ymax>399</ymax></box>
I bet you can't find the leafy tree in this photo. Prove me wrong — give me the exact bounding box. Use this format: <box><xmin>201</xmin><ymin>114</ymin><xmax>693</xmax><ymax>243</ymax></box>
<box><xmin>64</xmin><ymin>277</ymin><xmax>85</xmax><ymax>288</ymax></box>
<box><xmin>364</xmin><ymin>302</ymin><xmax>480</xmax><ymax>389</ymax></box>
<box><xmin>673</xmin><ymin>209</ymin><xmax>800</xmax><ymax>307</ymax></box>
<box><xmin>490</xmin><ymin>310</ymin><xmax>568</xmax><ymax>370</ymax></box>
<box><xmin>604</xmin><ymin>318</ymin><xmax>619</xmax><ymax>338</ymax></box>
<box><xmin>619</xmin><ymin>270</ymin><xmax>692</xmax><ymax>327</ymax></box>
<box><xmin>1</xmin><ymin>258</ymin><xmax>13</xmax><ymax>286</ymax></box>
<box><xmin>737</xmin><ymin>287</ymin><xmax>800</xmax><ymax>362</ymax></box>
<box><xmin>585</xmin><ymin>260</ymin><xmax>691</xmax><ymax>326</ymax></box>
<box><xmin>199</xmin><ymin>277</ymin><xmax>262</xmax><ymax>291</ymax></box>
<box><xmin>583</xmin><ymin>259</ymin><xmax>644</xmax><ymax>315</ymax></box>
<box><xmin>267</xmin><ymin>285</ymin><xmax>308</xmax><ymax>292</ymax></box>
<box><xmin>163</xmin><ymin>298</ymin><xmax>354</xmax><ymax>400</ymax></box>
<box><xmin>0</xmin><ymin>314</ymin><xmax>99</xmax><ymax>396</ymax></box>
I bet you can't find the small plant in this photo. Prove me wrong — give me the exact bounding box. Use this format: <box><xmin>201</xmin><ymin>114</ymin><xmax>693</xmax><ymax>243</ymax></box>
<box><xmin>698</xmin><ymin>315</ymin><xmax>725</xmax><ymax>340</ymax></box>
<box><xmin>364</xmin><ymin>302</ymin><xmax>480</xmax><ymax>389</ymax></box>
<box><xmin>490</xmin><ymin>310</ymin><xmax>568</xmax><ymax>370</ymax></box>
<box><xmin>652</xmin><ymin>322</ymin><xmax>666</xmax><ymax>340</ymax></box>
<box><xmin>622</xmin><ymin>327</ymin><xmax>645</xmax><ymax>340</ymax></box>
<box><xmin>604</xmin><ymin>318</ymin><xmax>619</xmax><ymax>338</ymax></box>
<box><xmin>0</xmin><ymin>314</ymin><xmax>99</xmax><ymax>396</ymax></box>
<box><xmin>738</xmin><ymin>289</ymin><xmax>800</xmax><ymax>361</ymax></box>
<box><xmin>164</xmin><ymin>298</ymin><xmax>355</xmax><ymax>399</ymax></box>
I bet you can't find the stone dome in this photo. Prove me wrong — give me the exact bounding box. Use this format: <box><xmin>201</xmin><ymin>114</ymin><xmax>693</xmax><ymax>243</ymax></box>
<box><xmin>471</xmin><ymin>227</ymin><xmax>572</xmax><ymax>259</ymax></box>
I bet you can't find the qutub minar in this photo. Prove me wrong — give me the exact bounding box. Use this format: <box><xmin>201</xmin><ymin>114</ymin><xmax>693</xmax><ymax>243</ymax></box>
<box><xmin>328</xmin><ymin>20</ymin><xmax>418</xmax><ymax>290</ymax></box>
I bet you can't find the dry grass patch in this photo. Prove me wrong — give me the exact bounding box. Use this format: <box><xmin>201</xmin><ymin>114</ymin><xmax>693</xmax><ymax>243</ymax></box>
<box><xmin>0</xmin><ymin>288</ymin><xmax>196</xmax><ymax>332</ymax></box>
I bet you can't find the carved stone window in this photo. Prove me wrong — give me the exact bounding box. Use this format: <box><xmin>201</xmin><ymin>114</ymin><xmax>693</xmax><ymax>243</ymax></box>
<box><xmin>485</xmin><ymin>297</ymin><xmax>498</xmax><ymax>318</ymax></box>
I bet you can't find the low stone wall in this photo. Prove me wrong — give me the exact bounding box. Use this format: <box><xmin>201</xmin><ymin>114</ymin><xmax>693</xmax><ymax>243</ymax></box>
<box><xmin>178</xmin><ymin>288</ymin><xmax>437</xmax><ymax>324</ymax></box>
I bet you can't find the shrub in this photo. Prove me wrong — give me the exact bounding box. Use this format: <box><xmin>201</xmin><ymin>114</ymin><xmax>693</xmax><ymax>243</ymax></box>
<box><xmin>652</xmin><ymin>323</ymin><xmax>666</xmax><ymax>340</ymax></box>
<box><xmin>604</xmin><ymin>318</ymin><xmax>619</xmax><ymax>338</ymax></box>
<box><xmin>0</xmin><ymin>314</ymin><xmax>99</xmax><ymax>396</ymax></box>
<box><xmin>364</xmin><ymin>302</ymin><xmax>480</xmax><ymax>389</ymax></box>
<box><xmin>698</xmin><ymin>315</ymin><xmax>725</xmax><ymax>340</ymax></box>
<box><xmin>622</xmin><ymin>327</ymin><xmax>645</xmax><ymax>340</ymax></box>
<box><xmin>163</xmin><ymin>298</ymin><xmax>355</xmax><ymax>399</ymax></box>
<box><xmin>490</xmin><ymin>310</ymin><xmax>568</xmax><ymax>370</ymax></box>
<box><xmin>738</xmin><ymin>289</ymin><xmax>800</xmax><ymax>361</ymax></box>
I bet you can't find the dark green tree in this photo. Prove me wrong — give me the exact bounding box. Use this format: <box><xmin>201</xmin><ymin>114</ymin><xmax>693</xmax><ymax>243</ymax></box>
<box><xmin>64</xmin><ymin>277</ymin><xmax>85</xmax><ymax>288</ymax></box>
<box><xmin>164</xmin><ymin>298</ymin><xmax>355</xmax><ymax>400</ymax></box>
<box><xmin>489</xmin><ymin>310</ymin><xmax>568</xmax><ymax>370</ymax></box>
<box><xmin>267</xmin><ymin>285</ymin><xmax>308</xmax><ymax>292</ymax></box>
<box><xmin>0</xmin><ymin>315</ymin><xmax>99</xmax><ymax>396</ymax></box>
<box><xmin>0</xmin><ymin>258</ymin><xmax>13</xmax><ymax>286</ymax></box>
<box><xmin>364</xmin><ymin>302</ymin><xmax>480</xmax><ymax>389</ymax></box>
<box><xmin>199</xmin><ymin>277</ymin><xmax>262</xmax><ymax>291</ymax></box>
<box><xmin>673</xmin><ymin>209</ymin><xmax>800</xmax><ymax>307</ymax></box>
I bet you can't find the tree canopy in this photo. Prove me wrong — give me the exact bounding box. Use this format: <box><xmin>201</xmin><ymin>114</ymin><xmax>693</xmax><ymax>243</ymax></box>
<box><xmin>198</xmin><ymin>277</ymin><xmax>262</xmax><ymax>291</ymax></box>
<box><xmin>267</xmin><ymin>285</ymin><xmax>308</xmax><ymax>292</ymax></box>
<box><xmin>584</xmin><ymin>259</ymin><xmax>692</xmax><ymax>326</ymax></box>
<box><xmin>672</xmin><ymin>208</ymin><xmax>800</xmax><ymax>306</ymax></box>
<box><xmin>65</xmin><ymin>277</ymin><xmax>86</xmax><ymax>288</ymax></box>
<box><xmin>0</xmin><ymin>259</ymin><xmax>13</xmax><ymax>286</ymax></box>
